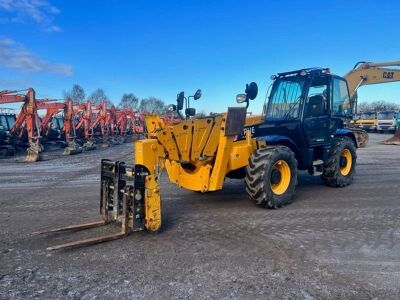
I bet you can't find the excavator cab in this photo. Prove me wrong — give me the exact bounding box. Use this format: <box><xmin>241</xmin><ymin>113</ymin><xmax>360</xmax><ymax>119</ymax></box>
<box><xmin>0</xmin><ymin>112</ymin><xmax>17</xmax><ymax>156</ymax></box>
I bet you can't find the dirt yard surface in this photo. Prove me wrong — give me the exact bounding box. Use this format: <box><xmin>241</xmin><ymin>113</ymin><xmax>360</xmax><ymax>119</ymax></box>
<box><xmin>0</xmin><ymin>134</ymin><xmax>399</xmax><ymax>299</ymax></box>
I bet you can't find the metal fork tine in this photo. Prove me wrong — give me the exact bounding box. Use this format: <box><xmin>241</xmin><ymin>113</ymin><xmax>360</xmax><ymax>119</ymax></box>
<box><xmin>33</xmin><ymin>220</ymin><xmax>107</xmax><ymax>235</ymax></box>
<box><xmin>46</xmin><ymin>231</ymin><xmax>126</xmax><ymax>251</ymax></box>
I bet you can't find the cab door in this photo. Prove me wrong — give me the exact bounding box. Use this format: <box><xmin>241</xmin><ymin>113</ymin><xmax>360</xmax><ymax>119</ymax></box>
<box><xmin>302</xmin><ymin>77</ymin><xmax>332</xmax><ymax>147</ymax></box>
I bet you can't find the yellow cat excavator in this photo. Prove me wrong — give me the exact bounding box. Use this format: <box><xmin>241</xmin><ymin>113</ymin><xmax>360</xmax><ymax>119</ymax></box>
<box><xmin>344</xmin><ymin>60</ymin><xmax>400</xmax><ymax>146</ymax></box>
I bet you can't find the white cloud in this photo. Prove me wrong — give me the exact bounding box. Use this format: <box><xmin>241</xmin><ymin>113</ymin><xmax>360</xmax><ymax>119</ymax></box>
<box><xmin>0</xmin><ymin>0</ymin><xmax>61</xmax><ymax>31</ymax></box>
<box><xmin>0</xmin><ymin>38</ymin><xmax>73</xmax><ymax>76</ymax></box>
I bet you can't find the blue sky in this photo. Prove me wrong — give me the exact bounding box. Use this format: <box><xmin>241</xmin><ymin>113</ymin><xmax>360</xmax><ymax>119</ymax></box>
<box><xmin>1</xmin><ymin>0</ymin><xmax>400</xmax><ymax>113</ymax></box>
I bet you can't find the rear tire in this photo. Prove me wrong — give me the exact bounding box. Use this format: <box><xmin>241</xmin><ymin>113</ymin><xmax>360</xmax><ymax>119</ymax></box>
<box><xmin>245</xmin><ymin>146</ymin><xmax>298</xmax><ymax>208</ymax></box>
<box><xmin>321</xmin><ymin>137</ymin><xmax>357</xmax><ymax>187</ymax></box>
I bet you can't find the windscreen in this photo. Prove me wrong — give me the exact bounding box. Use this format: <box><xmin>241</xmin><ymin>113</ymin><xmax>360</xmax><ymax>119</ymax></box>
<box><xmin>377</xmin><ymin>112</ymin><xmax>395</xmax><ymax>119</ymax></box>
<box><xmin>360</xmin><ymin>113</ymin><xmax>375</xmax><ymax>119</ymax></box>
<box><xmin>266</xmin><ymin>79</ymin><xmax>304</xmax><ymax>120</ymax></box>
<box><xmin>58</xmin><ymin>117</ymin><xmax>64</xmax><ymax>128</ymax></box>
<box><xmin>0</xmin><ymin>115</ymin><xmax>7</xmax><ymax>130</ymax></box>
<box><xmin>51</xmin><ymin>117</ymin><xmax>59</xmax><ymax>130</ymax></box>
<box><xmin>6</xmin><ymin>115</ymin><xmax>15</xmax><ymax>129</ymax></box>
<box><xmin>331</xmin><ymin>78</ymin><xmax>351</xmax><ymax>118</ymax></box>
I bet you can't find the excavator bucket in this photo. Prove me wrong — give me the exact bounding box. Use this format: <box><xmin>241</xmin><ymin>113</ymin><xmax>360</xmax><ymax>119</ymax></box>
<box><xmin>349</xmin><ymin>127</ymin><xmax>369</xmax><ymax>148</ymax></box>
<box><xmin>108</xmin><ymin>136</ymin><xmax>121</xmax><ymax>146</ymax></box>
<box><xmin>24</xmin><ymin>141</ymin><xmax>43</xmax><ymax>162</ymax></box>
<box><xmin>384</xmin><ymin>128</ymin><xmax>400</xmax><ymax>145</ymax></box>
<box><xmin>36</xmin><ymin>160</ymin><xmax>146</xmax><ymax>250</ymax></box>
<box><xmin>101</xmin><ymin>137</ymin><xmax>110</xmax><ymax>148</ymax></box>
<box><xmin>63</xmin><ymin>139</ymin><xmax>83</xmax><ymax>155</ymax></box>
<box><xmin>82</xmin><ymin>138</ymin><xmax>96</xmax><ymax>151</ymax></box>
<box><xmin>114</xmin><ymin>135</ymin><xmax>127</xmax><ymax>144</ymax></box>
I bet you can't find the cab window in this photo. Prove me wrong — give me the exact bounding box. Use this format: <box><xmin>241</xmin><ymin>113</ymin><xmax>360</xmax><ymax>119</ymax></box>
<box><xmin>304</xmin><ymin>78</ymin><xmax>328</xmax><ymax>118</ymax></box>
<box><xmin>0</xmin><ymin>115</ymin><xmax>7</xmax><ymax>130</ymax></box>
<box><xmin>332</xmin><ymin>78</ymin><xmax>351</xmax><ymax>117</ymax></box>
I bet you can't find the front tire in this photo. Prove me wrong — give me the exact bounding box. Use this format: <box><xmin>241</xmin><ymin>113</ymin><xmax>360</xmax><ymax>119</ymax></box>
<box><xmin>245</xmin><ymin>146</ymin><xmax>298</xmax><ymax>208</ymax></box>
<box><xmin>321</xmin><ymin>137</ymin><xmax>357</xmax><ymax>187</ymax></box>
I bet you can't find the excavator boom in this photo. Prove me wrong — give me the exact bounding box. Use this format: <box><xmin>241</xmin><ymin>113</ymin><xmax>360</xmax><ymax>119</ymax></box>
<box><xmin>345</xmin><ymin>60</ymin><xmax>400</xmax><ymax>107</ymax></box>
<box><xmin>343</xmin><ymin>60</ymin><xmax>400</xmax><ymax>147</ymax></box>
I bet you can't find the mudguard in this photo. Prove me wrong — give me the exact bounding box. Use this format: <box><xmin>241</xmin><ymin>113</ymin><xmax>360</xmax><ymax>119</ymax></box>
<box><xmin>335</xmin><ymin>128</ymin><xmax>358</xmax><ymax>147</ymax></box>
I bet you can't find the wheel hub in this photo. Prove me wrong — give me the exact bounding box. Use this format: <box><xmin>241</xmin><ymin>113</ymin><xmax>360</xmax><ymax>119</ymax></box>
<box><xmin>339</xmin><ymin>148</ymin><xmax>352</xmax><ymax>176</ymax></box>
<box><xmin>270</xmin><ymin>160</ymin><xmax>291</xmax><ymax>195</ymax></box>
<box><xmin>271</xmin><ymin>169</ymin><xmax>281</xmax><ymax>185</ymax></box>
<box><xmin>340</xmin><ymin>156</ymin><xmax>348</xmax><ymax>168</ymax></box>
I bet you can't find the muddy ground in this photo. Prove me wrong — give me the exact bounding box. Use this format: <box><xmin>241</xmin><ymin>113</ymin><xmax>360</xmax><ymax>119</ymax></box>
<box><xmin>0</xmin><ymin>133</ymin><xmax>399</xmax><ymax>299</ymax></box>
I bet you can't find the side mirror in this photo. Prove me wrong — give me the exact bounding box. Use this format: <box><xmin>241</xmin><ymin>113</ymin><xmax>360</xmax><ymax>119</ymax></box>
<box><xmin>194</xmin><ymin>89</ymin><xmax>202</xmax><ymax>100</ymax></box>
<box><xmin>245</xmin><ymin>82</ymin><xmax>258</xmax><ymax>100</ymax></box>
<box><xmin>236</xmin><ymin>94</ymin><xmax>247</xmax><ymax>103</ymax></box>
<box><xmin>177</xmin><ymin>92</ymin><xmax>184</xmax><ymax>110</ymax></box>
<box><xmin>185</xmin><ymin>108</ymin><xmax>196</xmax><ymax>117</ymax></box>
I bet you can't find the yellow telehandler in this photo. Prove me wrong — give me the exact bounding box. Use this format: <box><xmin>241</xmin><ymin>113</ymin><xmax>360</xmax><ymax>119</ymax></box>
<box><xmin>40</xmin><ymin>67</ymin><xmax>361</xmax><ymax>250</ymax></box>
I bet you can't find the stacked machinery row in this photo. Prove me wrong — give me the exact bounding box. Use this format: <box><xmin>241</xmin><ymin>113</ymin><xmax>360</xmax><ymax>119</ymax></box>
<box><xmin>0</xmin><ymin>88</ymin><xmax>145</xmax><ymax>161</ymax></box>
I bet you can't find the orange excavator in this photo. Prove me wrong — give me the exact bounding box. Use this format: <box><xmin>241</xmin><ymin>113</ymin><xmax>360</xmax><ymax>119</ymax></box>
<box><xmin>0</xmin><ymin>88</ymin><xmax>42</xmax><ymax>161</ymax></box>
<box><xmin>116</xmin><ymin>109</ymin><xmax>145</xmax><ymax>142</ymax></box>
<box><xmin>90</xmin><ymin>100</ymin><xmax>122</xmax><ymax>147</ymax></box>
<box><xmin>36</xmin><ymin>98</ymin><xmax>82</xmax><ymax>155</ymax></box>
<box><xmin>74</xmin><ymin>100</ymin><xmax>97</xmax><ymax>151</ymax></box>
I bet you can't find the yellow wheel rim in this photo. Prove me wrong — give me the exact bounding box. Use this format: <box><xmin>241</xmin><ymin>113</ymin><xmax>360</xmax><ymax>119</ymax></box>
<box><xmin>270</xmin><ymin>160</ymin><xmax>291</xmax><ymax>195</ymax></box>
<box><xmin>340</xmin><ymin>148</ymin><xmax>352</xmax><ymax>176</ymax></box>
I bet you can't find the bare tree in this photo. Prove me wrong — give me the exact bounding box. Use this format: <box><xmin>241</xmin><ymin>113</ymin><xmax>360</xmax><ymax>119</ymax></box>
<box><xmin>358</xmin><ymin>100</ymin><xmax>400</xmax><ymax>112</ymax></box>
<box><xmin>195</xmin><ymin>110</ymin><xmax>207</xmax><ymax>118</ymax></box>
<box><xmin>118</xmin><ymin>93</ymin><xmax>139</xmax><ymax>110</ymax></box>
<box><xmin>89</xmin><ymin>88</ymin><xmax>110</xmax><ymax>104</ymax></box>
<box><xmin>139</xmin><ymin>97</ymin><xmax>166</xmax><ymax>114</ymax></box>
<box><xmin>63</xmin><ymin>84</ymin><xmax>85</xmax><ymax>103</ymax></box>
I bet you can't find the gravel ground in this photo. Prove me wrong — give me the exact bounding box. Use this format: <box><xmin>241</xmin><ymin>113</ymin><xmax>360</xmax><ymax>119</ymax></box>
<box><xmin>0</xmin><ymin>133</ymin><xmax>399</xmax><ymax>299</ymax></box>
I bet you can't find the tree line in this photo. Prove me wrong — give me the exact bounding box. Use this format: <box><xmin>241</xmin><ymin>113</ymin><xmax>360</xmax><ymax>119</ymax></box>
<box><xmin>63</xmin><ymin>84</ymin><xmax>167</xmax><ymax>114</ymax></box>
<box><xmin>357</xmin><ymin>100</ymin><xmax>400</xmax><ymax>113</ymax></box>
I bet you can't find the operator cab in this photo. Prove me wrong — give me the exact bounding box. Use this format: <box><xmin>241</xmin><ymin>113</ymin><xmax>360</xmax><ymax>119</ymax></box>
<box><xmin>0</xmin><ymin>113</ymin><xmax>16</xmax><ymax>133</ymax></box>
<box><xmin>0</xmin><ymin>113</ymin><xmax>16</xmax><ymax>143</ymax></box>
<box><xmin>47</xmin><ymin>116</ymin><xmax>65</xmax><ymax>140</ymax></box>
<box><xmin>245</xmin><ymin>68</ymin><xmax>354</xmax><ymax>170</ymax></box>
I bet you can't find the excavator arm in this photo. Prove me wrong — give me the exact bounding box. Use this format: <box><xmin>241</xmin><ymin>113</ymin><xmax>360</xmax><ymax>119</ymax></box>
<box><xmin>344</xmin><ymin>60</ymin><xmax>400</xmax><ymax>111</ymax></box>
<box><xmin>0</xmin><ymin>88</ymin><xmax>42</xmax><ymax>161</ymax></box>
<box><xmin>36</xmin><ymin>99</ymin><xmax>82</xmax><ymax>155</ymax></box>
<box><xmin>343</xmin><ymin>60</ymin><xmax>400</xmax><ymax>148</ymax></box>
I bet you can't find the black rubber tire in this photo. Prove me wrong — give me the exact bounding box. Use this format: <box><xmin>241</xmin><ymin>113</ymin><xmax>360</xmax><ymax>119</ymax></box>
<box><xmin>245</xmin><ymin>146</ymin><xmax>298</xmax><ymax>208</ymax></box>
<box><xmin>321</xmin><ymin>136</ymin><xmax>357</xmax><ymax>187</ymax></box>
